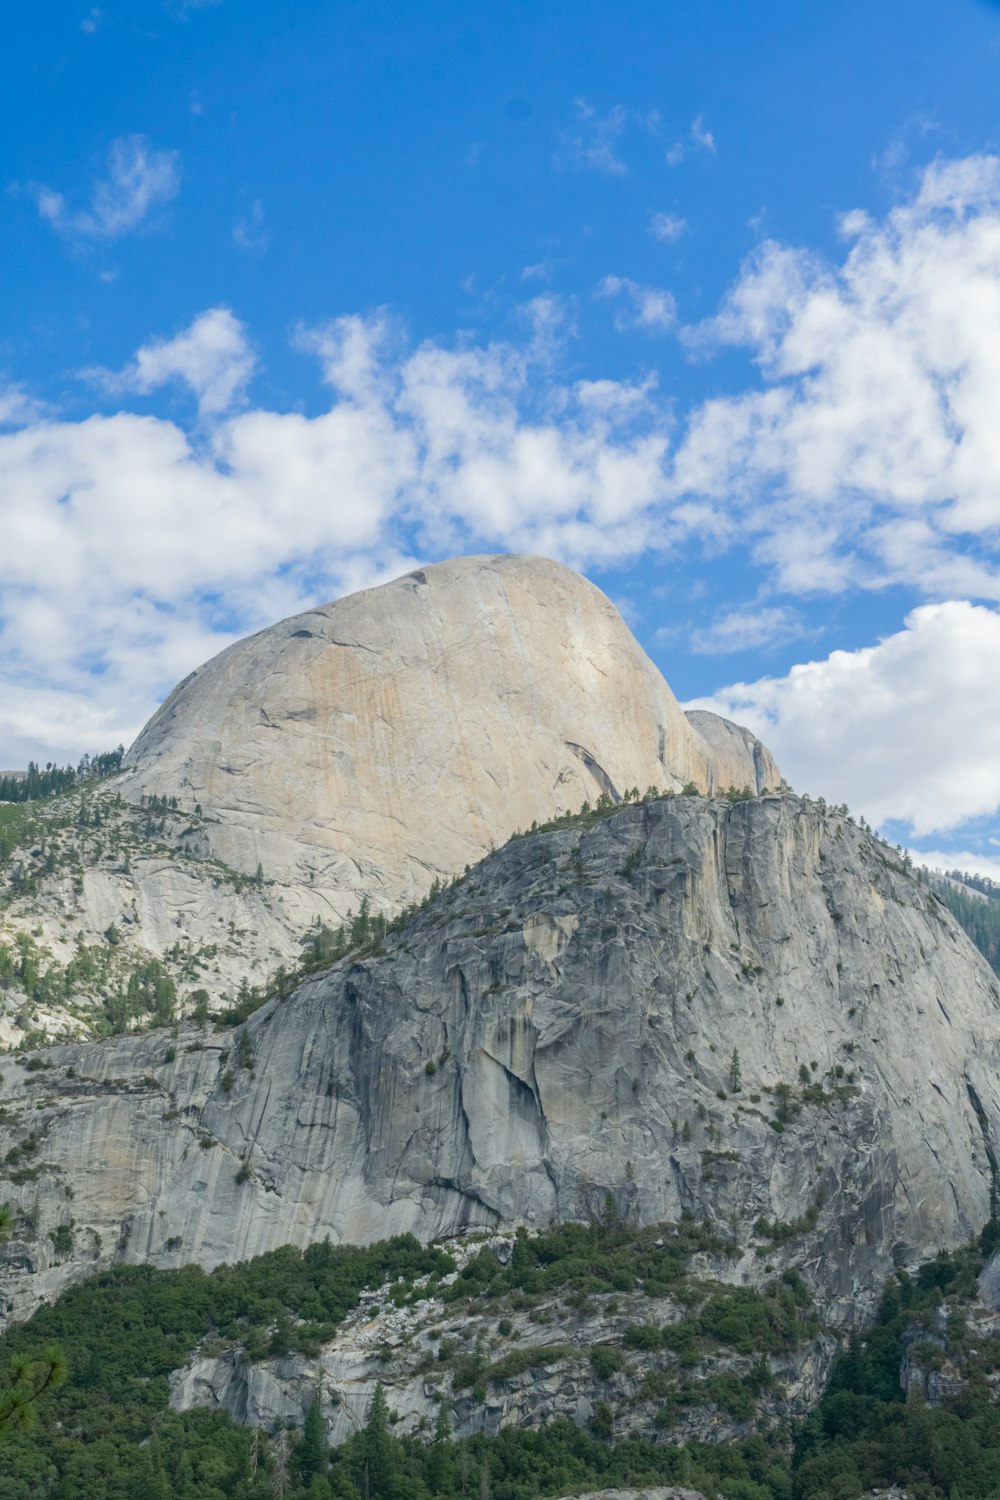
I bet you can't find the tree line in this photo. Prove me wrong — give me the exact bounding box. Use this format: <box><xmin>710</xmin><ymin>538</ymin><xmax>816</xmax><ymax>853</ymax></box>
<box><xmin>0</xmin><ymin>748</ymin><xmax>124</xmax><ymax>805</ymax></box>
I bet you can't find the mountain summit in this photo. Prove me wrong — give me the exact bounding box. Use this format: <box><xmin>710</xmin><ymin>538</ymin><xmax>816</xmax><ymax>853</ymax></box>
<box><xmin>120</xmin><ymin>554</ymin><xmax>779</xmax><ymax>920</ymax></box>
<box><xmin>0</xmin><ymin>555</ymin><xmax>779</xmax><ymax>1047</ymax></box>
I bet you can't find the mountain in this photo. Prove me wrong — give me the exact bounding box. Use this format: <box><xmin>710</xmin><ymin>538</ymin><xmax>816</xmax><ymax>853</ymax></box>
<box><xmin>118</xmin><ymin>553</ymin><xmax>778</xmax><ymax>911</ymax></box>
<box><xmin>2</xmin><ymin>791</ymin><xmax>998</xmax><ymax>1353</ymax></box>
<box><xmin>0</xmin><ymin>555</ymin><xmax>778</xmax><ymax>1047</ymax></box>
<box><xmin>4</xmin><ymin>554</ymin><xmax>1000</xmax><ymax>1497</ymax></box>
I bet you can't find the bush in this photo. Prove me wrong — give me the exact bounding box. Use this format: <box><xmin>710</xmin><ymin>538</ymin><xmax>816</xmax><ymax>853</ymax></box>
<box><xmin>590</xmin><ymin>1344</ymin><xmax>624</xmax><ymax>1380</ymax></box>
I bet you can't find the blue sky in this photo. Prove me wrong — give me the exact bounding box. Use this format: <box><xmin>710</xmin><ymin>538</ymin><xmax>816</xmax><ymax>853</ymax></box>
<box><xmin>3</xmin><ymin>0</ymin><xmax>1000</xmax><ymax>873</ymax></box>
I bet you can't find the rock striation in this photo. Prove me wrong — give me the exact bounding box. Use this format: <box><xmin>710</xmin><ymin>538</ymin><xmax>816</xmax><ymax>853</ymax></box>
<box><xmin>1</xmin><ymin>792</ymin><xmax>999</xmax><ymax>1340</ymax></box>
<box><xmin>119</xmin><ymin>554</ymin><xmax>779</xmax><ymax>923</ymax></box>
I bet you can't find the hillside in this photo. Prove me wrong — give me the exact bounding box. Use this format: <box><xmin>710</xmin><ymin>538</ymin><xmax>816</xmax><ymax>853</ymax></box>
<box><xmin>1</xmin><ymin>790</ymin><xmax>997</xmax><ymax>1336</ymax></box>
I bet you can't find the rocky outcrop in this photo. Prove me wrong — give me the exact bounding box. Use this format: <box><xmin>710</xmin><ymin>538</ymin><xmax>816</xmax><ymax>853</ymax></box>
<box><xmin>0</xmin><ymin>555</ymin><xmax>779</xmax><ymax>1045</ymax></box>
<box><xmin>168</xmin><ymin>1230</ymin><xmax>835</xmax><ymax>1449</ymax></box>
<box><xmin>119</xmin><ymin>554</ymin><xmax>779</xmax><ymax>923</ymax></box>
<box><xmin>541</xmin><ymin>1492</ymin><xmax>707</xmax><ymax>1500</ymax></box>
<box><xmin>899</xmin><ymin>1248</ymin><xmax>1000</xmax><ymax>1407</ymax></box>
<box><xmin>1</xmin><ymin>792</ymin><xmax>998</xmax><ymax>1339</ymax></box>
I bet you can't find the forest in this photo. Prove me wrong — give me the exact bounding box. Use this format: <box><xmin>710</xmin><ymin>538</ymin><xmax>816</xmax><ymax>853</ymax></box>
<box><xmin>0</xmin><ymin>1218</ymin><xmax>998</xmax><ymax>1498</ymax></box>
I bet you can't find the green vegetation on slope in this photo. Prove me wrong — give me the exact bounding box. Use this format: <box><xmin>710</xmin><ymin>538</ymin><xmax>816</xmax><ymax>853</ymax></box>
<box><xmin>0</xmin><ymin>1214</ymin><xmax>819</xmax><ymax>1498</ymax></box>
<box><xmin>0</xmin><ymin>1234</ymin><xmax>451</xmax><ymax>1497</ymax></box>
<box><xmin>929</xmin><ymin>873</ymin><xmax>1000</xmax><ymax>975</ymax></box>
<box><xmin>1</xmin><ymin>1214</ymin><xmax>996</xmax><ymax>1498</ymax></box>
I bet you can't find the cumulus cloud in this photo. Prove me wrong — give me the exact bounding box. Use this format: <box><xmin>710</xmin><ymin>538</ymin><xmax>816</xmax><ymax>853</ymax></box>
<box><xmin>686</xmin><ymin>602</ymin><xmax>1000</xmax><ymax>835</ymax></box>
<box><xmin>83</xmin><ymin>308</ymin><xmax>257</xmax><ymax>417</ymax></box>
<box><xmin>0</xmin><ymin>384</ymin><xmax>46</xmax><ymax>428</ymax></box>
<box><xmin>31</xmin><ymin>134</ymin><xmax>181</xmax><ymax>241</ymax></box>
<box><xmin>669</xmin><ymin>155</ymin><xmax>1000</xmax><ymax>597</ymax></box>
<box><xmin>8</xmin><ymin>149</ymin><xmax>1000</xmax><ymax>846</ymax></box>
<box><xmin>597</xmin><ymin>276</ymin><xmax>676</xmax><ymax>332</ymax></box>
<box><xmin>0</xmin><ymin>312</ymin><xmax>674</xmax><ymax>761</ymax></box>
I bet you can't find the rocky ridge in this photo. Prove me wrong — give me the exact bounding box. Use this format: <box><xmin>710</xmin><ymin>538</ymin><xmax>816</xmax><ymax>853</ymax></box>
<box><xmin>1</xmin><ymin>789</ymin><xmax>998</xmax><ymax>1355</ymax></box>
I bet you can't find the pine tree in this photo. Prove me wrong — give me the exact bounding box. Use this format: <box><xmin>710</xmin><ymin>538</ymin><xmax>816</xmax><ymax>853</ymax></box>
<box><xmin>271</xmin><ymin>1427</ymin><xmax>290</xmax><ymax>1499</ymax></box>
<box><xmin>427</xmin><ymin>1402</ymin><xmax>454</xmax><ymax>1496</ymax></box>
<box><xmin>360</xmin><ymin>1383</ymin><xmax>395</xmax><ymax>1499</ymax></box>
<box><xmin>0</xmin><ymin>1346</ymin><xmax>68</xmax><ymax>1431</ymax></box>
<box><xmin>298</xmin><ymin>1394</ymin><xmax>328</xmax><ymax>1485</ymax></box>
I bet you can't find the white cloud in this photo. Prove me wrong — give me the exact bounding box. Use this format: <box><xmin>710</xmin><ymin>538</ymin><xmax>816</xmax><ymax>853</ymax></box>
<box><xmin>912</xmin><ymin>851</ymin><xmax>1000</xmax><ymax>883</ymax></box>
<box><xmin>666</xmin><ymin>115</ymin><xmax>717</xmax><ymax>167</ymax></box>
<box><xmin>0</xmin><ymin>312</ymin><xmax>674</xmax><ymax>762</ymax></box>
<box><xmin>649</xmin><ymin>212</ymin><xmax>688</xmax><ymax>242</ymax></box>
<box><xmin>691</xmin><ymin>115</ymin><xmax>717</xmax><ymax>153</ymax></box>
<box><xmin>686</xmin><ymin>601</ymin><xmax>1000</xmax><ymax>835</ymax></box>
<box><xmin>597</xmin><ymin>276</ymin><xmax>676</xmax><ymax>332</ymax></box>
<box><xmin>83</xmin><ymin>308</ymin><xmax>257</xmax><ymax>417</ymax></box>
<box><xmin>557</xmin><ymin>99</ymin><xmax>628</xmax><ymax>176</ymax></box>
<box><xmin>689</xmin><ymin>604</ymin><xmax>805</xmax><ymax>655</ymax></box>
<box><xmin>31</xmin><ymin>134</ymin><xmax>181</xmax><ymax>242</ymax></box>
<box><xmin>9</xmin><ymin>147</ymin><xmax>1000</xmax><ymax>840</ymax></box>
<box><xmin>0</xmin><ymin>384</ymin><xmax>46</xmax><ymax>428</ymax></box>
<box><xmin>668</xmin><ymin>155</ymin><xmax>1000</xmax><ymax>599</ymax></box>
<box><xmin>80</xmin><ymin>8</ymin><xmax>103</xmax><ymax>33</ymax></box>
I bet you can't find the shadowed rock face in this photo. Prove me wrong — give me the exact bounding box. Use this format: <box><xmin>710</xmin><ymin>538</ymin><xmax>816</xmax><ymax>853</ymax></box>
<box><xmin>2</xmin><ymin>793</ymin><xmax>998</xmax><ymax>1334</ymax></box>
<box><xmin>119</xmin><ymin>554</ymin><xmax>779</xmax><ymax>923</ymax></box>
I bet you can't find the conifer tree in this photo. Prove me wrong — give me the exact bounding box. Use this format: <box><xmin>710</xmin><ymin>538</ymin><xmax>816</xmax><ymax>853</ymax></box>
<box><xmin>427</xmin><ymin>1402</ymin><xmax>454</xmax><ymax>1496</ymax></box>
<box><xmin>298</xmin><ymin>1394</ymin><xmax>327</xmax><ymax>1485</ymax></box>
<box><xmin>360</xmin><ymin>1383</ymin><xmax>395</xmax><ymax>1499</ymax></box>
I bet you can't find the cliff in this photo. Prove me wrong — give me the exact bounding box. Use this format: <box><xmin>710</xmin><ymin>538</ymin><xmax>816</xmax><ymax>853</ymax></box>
<box><xmin>118</xmin><ymin>553</ymin><xmax>779</xmax><ymax>919</ymax></box>
<box><xmin>1</xmin><ymin>790</ymin><xmax>997</xmax><ymax>1343</ymax></box>
<box><xmin>0</xmin><ymin>554</ymin><xmax>778</xmax><ymax>1045</ymax></box>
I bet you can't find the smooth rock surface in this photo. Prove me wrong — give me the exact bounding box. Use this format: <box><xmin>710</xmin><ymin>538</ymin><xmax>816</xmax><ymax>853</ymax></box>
<box><xmin>119</xmin><ymin>554</ymin><xmax>779</xmax><ymax>920</ymax></box>
<box><xmin>1</xmin><ymin>792</ymin><xmax>998</xmax><ymax>1336</ymax></box>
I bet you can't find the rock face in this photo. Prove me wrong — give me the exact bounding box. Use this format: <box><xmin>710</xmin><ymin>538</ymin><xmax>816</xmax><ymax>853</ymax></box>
<box><xmin>0</xmin><ymin>555</ymin><xmax>779</xmax><ymax>1047</ymax></box>
<box><xmin>119</xmin><ymin>554</ymin><xmax>779</xmax><ymax>922</ymax></box>
<box><xmin>1</xmin><ymin>792</ymin><xmax>999</xmax><ymax>1337</ymax></box>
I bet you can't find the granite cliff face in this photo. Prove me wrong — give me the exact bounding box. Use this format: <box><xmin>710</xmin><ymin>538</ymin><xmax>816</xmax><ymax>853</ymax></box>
<box><xmin>0</xmin><ymin>555</ymin><xmax>778</xmax><ymax>1045</ymax></box>
<box><xmin>119</xmin><ymin>554</ymin><xmax>779</xmax><ymax>921</ymax></box>
<box><xmin>2</xmin><ymin>792</ymin><xmax>998</xmax><ymax>1344</ymax></box>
